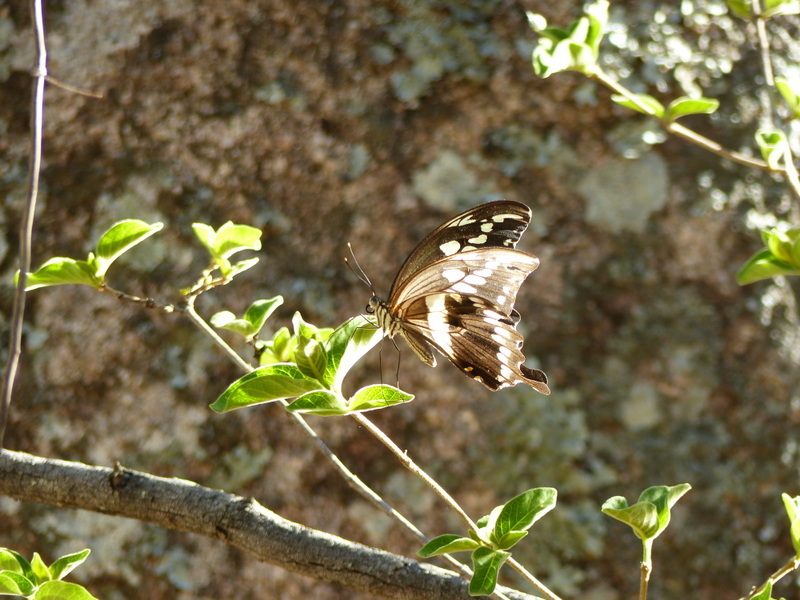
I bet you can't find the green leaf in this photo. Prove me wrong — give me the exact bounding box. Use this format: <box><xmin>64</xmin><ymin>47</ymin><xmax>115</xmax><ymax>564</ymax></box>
<box><xmin>294</xmin><ymin>337</ymin><xmax>328</xmax><ymax>383</ymax></box>
<box><xmin>285</xmin><ymin>390</ymin><xmax>349</xmax><ymax>416</ymax></box>
<box><xmin>666</xmin><ymin>97</ymin><xmax>720</xmax><ymax>120</ymax></box>
<box><xmin>323</xmin><ymin>316</ymin><xmax>384</xmax><ymax>390</ymax></box>
<box><xmin>494</xmin><ymin>530</ymin><xmax>528</xmax><ymax>550</ymax></box>
<box><xmin>244</xmin><ymin>297</ymin><xmax>284</xmax><ymax>335</ymax></box>
<box><xmin>94</xmin><ymin>220</ymin><xmax>163</xmax><ymax>278</ymax></box>
<box><xmin>207</xmin><ymin>222</ymin><xmax>262</xmax><ymax>259</ymax></box>
<box><xmin>601</xmin><ymin>484</ymin><xmax>691</xmax><ymax>541</ymax></box>
<box><xmin>211</xmin><ymin>297</ymin><xmax>283</xmax><ymax>339</ymax></box>
<box><xmin>475</xmin><ymin>505</ymin><xmax>502</xmax><ymax>532</ymax></box>
<box><xmin>0</xmin><ymin>571</ymin><xmax>33</xmax><ymax>596</ymax></box>
<box><xmin>210</xmin><ymin>311</ymin><xmax>256</xmax><ymax>337</ymax></box>
<box><xmin>0</xmin><ymin>549</ymin><xmax>26</xmax><ymax>574</ymax></box>
<box><xmin>34</xmin><ymin>580</ymin><xmax>99</xmax><ymax>600</ymax></box>
<box><xmin>755</xmin><ymin>129</ymin><xmax>790</xmax><ymax>169</ymax></box>
<box><xmin>210</xmin><ymin>364</ymin><xmax>323</xmax><ymax>412</ymax></box>
<box><xmin>525</xmin><ymin>11</ymin><xmax>549</xmax><ymax>33</ymax></box>
<box><xmin>292</xmin><ymin>312</ymin><xmax>319</xmax><ymax>340</ymax></box>
<box><xmin>602</xmin><ymin>496</ymin><xmax>660</xmax><ymax>539</ymax></box>
<box><xmin>348</xmin><ymin>384</ymin><xmax>414</xmax><ymax>412</ymax></box>
<box><xmin>782</xmin><ymin>493</ymin><xmax>800</xmax><ymax>556</ymax></box>
<box><xmin>31</xmin><ymin>552</ymin><xmax>50</xmax><ymax>584</ymax></box>
<box><xmin>765</xmin><ymin>228</ymin><xmax>791</xmax><ymax>263</ymax></box>
<box><xmin>530</xmin><ymin>1</ymin><xmax>607</xmax><ymax>77</ymax></box>
<box><xmin>763</xmin><ymin>0</ymin><xmax>800</xmax><ymax>17</ymax></box>
<box><xmin>22</xmin><ymin>258</ymin><xmax>101</xmax><ymax>291</ymax></box>
<box><xmin>611</xmin><ymin>93</ymin><xmax>665</xmax><ymax>117</ymax></box>
<box><xmin>584</xmin><ymin>0</ymin><xmax>609</xmax><ymax>54</ymax></box>
<box><xmin>469</xmin><ymin>547</ymin><xmax>510</xmax><ymax>596</ymax></box>
<box><xmin>192</xmin><ymin>222</ymin><xmax>262</xmax><ymax>261</ymax></box>
<box><xmin>418</xmin><ymin>535</ymin><xmax>481</xmax><ymax>558</ymax></box>
<box><xmin>49</xmin><ymin>550</ymin><xmax>90</xmax><ymax>582</ymax></box>
<box><xmin>737</xmin><ymin>249</ymin><xmax>800</xmax><ymax>284</ymax></box>
<box><xmin>492</xmin><ymin>488</ymin><xmax>557</xmax><ymax>543</ymax></box>
<box><xmin>775</xmin><ymin>76</ymin><xmax>800</xmax><ymax>118</ymax></box>
<box><xmin>749</xmin><ymin>580</ymin><xmax>775</xmax><ymax>600</ymax></box>
<box><xmin>191</xmin><ymin>223</ymin><xmax>216</xmax><ymax>254</ymax></box>
<box><xmin>260</xmin><ymin>327</ymin><xmax>297</xmax><ymax>365</ymax></box>
<box><xmin>224</xmin><ymin>257</ymin><xmax>260</xmax><ymax>279</ymax></box>
<box><xmin>4</xmin><ymin>550</ymin><xmax>32</xmax><ymax>580</ymax></box>
<box><xmin>726</xmin><ymin>0</ymin><xmax>753</xmax><ymax>17</ymax></box>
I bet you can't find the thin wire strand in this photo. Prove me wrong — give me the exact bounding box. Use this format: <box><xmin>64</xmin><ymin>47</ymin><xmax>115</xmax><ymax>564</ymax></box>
<box><xmin>0</xmin><ymin>0</ymin><xmax>47</xmax><ymax>448</ymax></box>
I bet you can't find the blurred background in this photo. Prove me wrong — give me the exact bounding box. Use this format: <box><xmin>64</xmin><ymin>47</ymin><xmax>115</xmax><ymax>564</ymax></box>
<box><xmin>1</xmin><ymin>1</ymin><xmax>799</xmax><ymax>598</ymax></box>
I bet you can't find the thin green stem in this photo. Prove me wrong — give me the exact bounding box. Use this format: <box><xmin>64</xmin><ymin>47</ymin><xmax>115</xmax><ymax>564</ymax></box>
<box><xmin>750</xmin><ymin>0</ymin><xmax>775</xmax><ymax>128</ymax></box>
<box><xmin>740</xmin><ymin>555</ymin><xmax>800</xmax><ymax>600</ymax></box>
<box><xmin>351</xmin><ymin>412</ymin><xmax>478</xmax><ymax>531</ymax></box>
<box><xmin>640</xmin><ymin>539</ymin><xmax>653</xmax><ymax>600</ymax></box>
<box><xmin>352</xmin><ymin>413</ymin><xmax>560</xmax><ymax>600</ymax></box>
<box><xmin>506</xmin><ymin>557</ymin><xmax>564</xmax><ymax>600</ymax></box>
<box><xmin>587</xmin><ymin>67</ymin><xmax>780</xmax><ymax>173</ymax></box>
<box><xmin>181</xmin><ymin>303</ymin><xmax>480</xmax><ymax>578</ymax></box>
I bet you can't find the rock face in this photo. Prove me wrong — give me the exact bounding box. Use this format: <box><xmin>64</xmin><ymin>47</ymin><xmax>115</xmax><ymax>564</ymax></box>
<box><xmin>1</xmin><ymin>2</ymin><xmax>797</xmax><ymax>599</ymax></box>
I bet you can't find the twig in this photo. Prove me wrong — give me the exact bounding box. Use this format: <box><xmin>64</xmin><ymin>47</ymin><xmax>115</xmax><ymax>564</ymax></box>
<box><xmin>180</xmin><ymin>302</ymin><xmax>480</xmax><ymax>578</ymax></box>
<box><xmin>44</xmin><ymin>75</ymin><xmax>103</xmax><ymax>98</ymax></box>
<box><xmin>351</xmin><ymin>413</ymin><xmax>560</xmax><ymax>600</ymax></box>
<box><xmin>750</xmin><ymin>0</ymin><xmax>776</xmax><ymax>128</ymax></box>
<box><xmin>0</xmin><ymin>0</ymin><xmax>47</xmax><ymax>448</ymax></box>
<box><xmin>506</xmin><ymin>558</ymin><xmax>563</xmax><ymax>600</ymax></box>
<box><xmin>98</xmin><ymin>284</ymin><xmax>180</xmax><ymax>313</ymax></box>
<box><xmin>740</xmin><ymin>555</ymin><xmax>800</xmax><ymax>600</ymax></box>
<box><xmin>0</xmin><ymin>449</ymin><xmax>541</xmax><ymax>600</ymax></box>
<box><xmin>352</xmin><ymin>412</ymin><xmax>479</xmax><ymax>531</ymax></box>
<box><xmin>639</xmin><ymin>560</ymin><xmax>651</xmax><ymax>600</ymax></box>
<box><xmin>587</xmin><ymin>68</ymin><xmax>779</xmax><ymax>173</ymax></box>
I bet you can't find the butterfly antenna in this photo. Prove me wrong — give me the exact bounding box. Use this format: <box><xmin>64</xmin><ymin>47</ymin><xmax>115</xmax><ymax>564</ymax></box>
<box><xmin>345</xmin><ymin>243</ymin><xmax>376</xmax><ymax>293</ymax></box>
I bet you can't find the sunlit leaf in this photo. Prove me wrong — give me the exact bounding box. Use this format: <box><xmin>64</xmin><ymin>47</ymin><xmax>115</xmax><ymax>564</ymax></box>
<box><xmin>210</xmin><ymin>364</ymin><xmax>323</xmax><ymax>412</ymax></box>
<box><xmin>94</xmin><ymin>220</ymin><xmax>163</xmax><ymax>277</ymax></box>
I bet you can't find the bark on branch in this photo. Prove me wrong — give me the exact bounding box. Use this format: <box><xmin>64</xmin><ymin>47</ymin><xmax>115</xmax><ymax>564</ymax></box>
<box><xmin>0</xmin><ymin>449</ymin><xmax>538</xmax><ymax>600</ymax></box>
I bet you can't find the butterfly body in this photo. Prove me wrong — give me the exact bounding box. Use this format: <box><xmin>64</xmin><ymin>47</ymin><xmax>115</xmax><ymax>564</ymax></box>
<box><xmin>367</xmin><ymin>200</ymin><xmax>550</xmax><ymax>395</ymax></box>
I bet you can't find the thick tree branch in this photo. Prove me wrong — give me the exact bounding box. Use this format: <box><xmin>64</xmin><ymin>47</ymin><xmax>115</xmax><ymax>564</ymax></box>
<box><xmin>0</xmin><ymin>450</ymin><xmax>538</xmax><ymax>600</ymax></box>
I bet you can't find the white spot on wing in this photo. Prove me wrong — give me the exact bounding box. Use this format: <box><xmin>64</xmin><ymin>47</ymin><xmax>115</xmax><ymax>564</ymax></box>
<box><xmin>480</xmin><ymin>223</ymin><xmax>493</xmax><ymax>233</ymax></box>
<box><xmin>452</xmin><ymin>281</ymin><xmax>477</xmax><ymax>294</ymax></box>
<box><xmin>439</xmin><ymin>240</ymin><xmax>461</xmax><ymax>256</ymax></box>
<box><xmin>425</xmin><ymin>296</ymin><xmax>455</xmax><ymax>352</ymax></box>
<box><xmin>442</xmin><ymin>269</ymin><xmax>465</xmax><ymax>283</ymax></box>
<box><xmin>454</xmin><ymin>215</ymin><xmax>477</xmax><ymax>226</ymax></box>
<box><xmin>492</xmin><ymin>212</ymin><xmax>519</xmax><ymax>223</ymax></box>
<box><xmin>463</xmin><ymin>274</ymin><xmax>487</xmax><ymax>286</ymax></box>
<box><xmin>468</xmin><ymin>234</ymin><xmax>487</xmax><ymax>245</ymax></box>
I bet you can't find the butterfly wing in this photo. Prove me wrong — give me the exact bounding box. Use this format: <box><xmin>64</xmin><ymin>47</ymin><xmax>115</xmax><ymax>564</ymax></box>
<box><xmin>391</xmin><ymin>248</ymin><xmax>550</xmax><ymax>393</ymax></box>
<box><xmin>389</xmin><ymin>200</ymin><xmax>532</xmax><ymax>298</ymax></box>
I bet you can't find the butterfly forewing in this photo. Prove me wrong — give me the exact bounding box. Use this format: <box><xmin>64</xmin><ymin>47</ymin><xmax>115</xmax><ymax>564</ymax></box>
<box><xmin>390</xmin><ymin>248</ymin><xmax>539</xmax><ymax>319</ymax></box>
<box><xmin>390</xmin><ymin>201</ymin><xmax>532</xmax><ymax>298</ymax></box>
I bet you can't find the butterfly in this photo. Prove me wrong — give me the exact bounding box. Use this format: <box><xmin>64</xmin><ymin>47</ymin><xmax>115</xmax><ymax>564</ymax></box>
<box><xmin>365</xmin><ymin>200</ymin><xmax>550</xmax><ymax>394</ymax></box>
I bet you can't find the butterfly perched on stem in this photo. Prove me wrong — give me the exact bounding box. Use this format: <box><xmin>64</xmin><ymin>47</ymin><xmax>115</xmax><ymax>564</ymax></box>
<box><xmin>365</xmin><ymin>200</ymin><xmax>550</xmax><ymax>394</ymax></box>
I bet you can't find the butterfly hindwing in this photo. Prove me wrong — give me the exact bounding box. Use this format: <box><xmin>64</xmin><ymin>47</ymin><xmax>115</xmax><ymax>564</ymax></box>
<box><xmin>400</xmin><ymin>293</ymin><xmax>549</xmax><ymax>393</ymax></box>
<box><xmin>394</xmin><ymin>248</ymin><xmax>546</xmax><ymax>392</ymax></box>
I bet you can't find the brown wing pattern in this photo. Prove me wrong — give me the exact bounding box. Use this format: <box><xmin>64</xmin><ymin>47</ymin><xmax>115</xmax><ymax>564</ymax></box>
<box><xmin>391</xmin><ymin>201</ymin><xmax>532</xmax><ymax>297</ymax></box>
<box><xmin>368</xmin><ymin>201</ymin><xmax>550</xmax><ymax>394</ymax></box>
<box><xmin>391</xmin><ymin>248</ymin><xmax>550</xmax><ymax>394</ymax></box>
